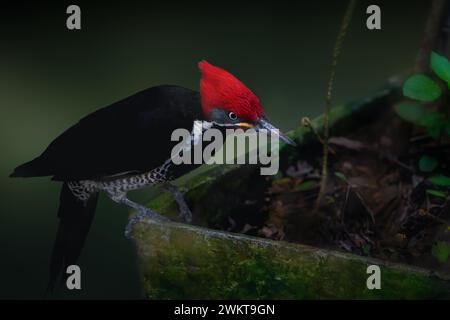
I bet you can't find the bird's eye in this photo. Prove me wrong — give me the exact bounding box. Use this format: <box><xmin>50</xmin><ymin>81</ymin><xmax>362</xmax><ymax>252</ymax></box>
<box><xmin>228</xmin><ymin>112</ymin><xmax>237</xmax><ymax>120</ymax></box>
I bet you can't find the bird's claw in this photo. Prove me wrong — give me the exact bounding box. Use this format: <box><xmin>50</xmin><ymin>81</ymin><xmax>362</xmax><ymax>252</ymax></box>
<box><xmin>124</xmin><ymin>208</ymin><xmax>169</xmax><ymax>239</ymax></box>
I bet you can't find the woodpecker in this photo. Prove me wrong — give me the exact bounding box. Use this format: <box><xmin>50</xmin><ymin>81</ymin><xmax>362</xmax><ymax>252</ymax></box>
<box><xmin>10</xmin><ymin>61</ymin><xmax>295</xmax><ymax>289</ymax></box>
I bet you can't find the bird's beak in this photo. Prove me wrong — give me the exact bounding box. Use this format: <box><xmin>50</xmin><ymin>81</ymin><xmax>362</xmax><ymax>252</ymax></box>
<box><xmin>254</xmin><ymin>117</ymin><xmax>297</xmax><ymax>146</ymax></box>
<box><xmin>237</xmin><ymin>122</ymin><xmax>253</xmax><ymax>128</ymax></box>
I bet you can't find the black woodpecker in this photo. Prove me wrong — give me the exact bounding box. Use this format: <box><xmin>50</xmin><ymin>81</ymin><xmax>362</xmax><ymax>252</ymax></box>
<box><xmin>10</xmin><ymin>60</ymin><xmax>295</xmax><ymax>289</ymax></box>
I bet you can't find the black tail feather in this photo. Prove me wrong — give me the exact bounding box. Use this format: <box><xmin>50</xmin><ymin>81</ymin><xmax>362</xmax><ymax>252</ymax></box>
<box><xmin>47</xmin><ymin>183</ymin><xmax>99</xmax><ymax>291</ymax></box>
<box><xmin>10</xmin><ymin>156</ymin><xmax>51</xmax><ymax>178</ymax></box>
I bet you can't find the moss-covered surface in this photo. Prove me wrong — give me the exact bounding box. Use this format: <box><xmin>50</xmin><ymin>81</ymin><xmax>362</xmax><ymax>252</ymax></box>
<box><xmin>133</xmin><ymin>220</ymin><xmax>450</xmax><ymax>299</ymax></box>
<box><xmin>133</xmin><ymin>86</ymin><xmax>450</xmax><ymax>299</ymax></box>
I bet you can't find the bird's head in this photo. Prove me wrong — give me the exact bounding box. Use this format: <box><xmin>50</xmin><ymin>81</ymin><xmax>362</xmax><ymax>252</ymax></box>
<box><xmin>198</xmin><ymin>60</ymin><xmax>296</xmax><ymax>146</ymax></box>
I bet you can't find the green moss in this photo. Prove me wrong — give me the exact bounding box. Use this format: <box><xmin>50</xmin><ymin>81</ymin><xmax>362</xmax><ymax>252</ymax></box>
<box><xmin>133</xmin><ymin>221</ymin><xmax>450</xmax><ymax>299</ymax></box>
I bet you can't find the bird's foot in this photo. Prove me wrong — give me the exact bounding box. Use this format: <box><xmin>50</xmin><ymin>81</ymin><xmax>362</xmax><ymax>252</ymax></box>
<box><xmin>177</xmin><ymin>203</ymin><xmax>193</xmax><ymax>224</ymax></box>
<box><xmin>162</xmin><ymin>183</ymin><xmax>193</xmax><ymax>224</ymax></box>
<box><xmin>124</xmin><ymin>208</ymin><xmax>169</xmax><ymax>239</ymax></box>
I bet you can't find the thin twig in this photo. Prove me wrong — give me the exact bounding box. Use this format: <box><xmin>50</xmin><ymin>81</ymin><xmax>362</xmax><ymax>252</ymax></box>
<box><xmin>315</xmin><ymin>0</ymin><xmax>357</xmax><ymax>210</ymax></box>
<box><xmin>301</xmin><ymin>117</ymin><xmax>336</xmax><ymax>155</ymax></box>
<box><xmin>338</xmin><ymin>177</ymin><xmax>376</xmax><ymax>225</ymax></box>
<box><xmin>341</xmin><ymin>184</ymin><xmax>351</xmax><ymax>223</ymax></box>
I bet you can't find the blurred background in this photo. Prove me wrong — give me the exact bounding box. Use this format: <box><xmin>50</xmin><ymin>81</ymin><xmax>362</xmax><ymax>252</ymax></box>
<box><xmin>0</xmin><ymin>0</ymin><xmax>429</xmax><ymax>298</ymax></box>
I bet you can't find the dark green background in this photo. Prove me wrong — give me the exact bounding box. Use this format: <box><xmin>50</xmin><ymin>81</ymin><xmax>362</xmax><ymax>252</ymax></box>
<box><xmin>0</xmin><ymin>0</ymin><xmax>428</xmax><ymax>298</ymax></box>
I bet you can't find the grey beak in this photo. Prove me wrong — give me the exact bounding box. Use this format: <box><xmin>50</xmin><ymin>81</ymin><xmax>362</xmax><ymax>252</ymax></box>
<box><xmin>256</xmin><ymin>117</ymin><xmax>297</xmax><ymax>146</ymax></box>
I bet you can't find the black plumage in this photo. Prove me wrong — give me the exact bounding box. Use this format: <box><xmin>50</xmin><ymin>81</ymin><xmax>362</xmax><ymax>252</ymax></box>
<box><xmin>11</xmin><ymin>85</ymin><xmax>203</xmax><ymax>180</ymax></box>
<box><xmin>12</xmin><ymin>85</ymin><xmax>204</xmax><ymax>289</ymax></box>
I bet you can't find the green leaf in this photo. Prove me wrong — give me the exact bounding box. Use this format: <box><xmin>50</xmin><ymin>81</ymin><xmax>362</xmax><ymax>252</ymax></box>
<box><xmin>394</xmin><ymin>103</ymin><xmax>448</xmax><ymax>139</ymax></box>
<box><xmin>432</xmin><ymin>241</ymin><xmax>450</xmax><ymax>263</ymax></box>
<box><xmin>427</xmin><ymin>126</ymin><xmax>442</xmax><ymax>139</ymax></box>
<box><xmin>426</xmin><ymin>189</ymin><xmax>447</xmax><ymax>199</ymax></box>
<box><xmin>402</xmin><ymin>74</ymin><xmax>442</xmax><ymax>102</ymax></box>
<box><xmin>431</xmin><ymin>52</ymin><xmax>450</xmax><ymax>83</ymax></box>
<box><xmin>418</xmin><ymin>155</ymin><xmax>438</xmax><ymax>172</ymax></box>
<box><xmin>295</xmin><ymin>180</ymin><xmax>317</xmax><ymax>191</ymax></box>
<box><xmin>334</xmin><ymin>171</ymin><xmax>347</xmax><ymax>181</ymax></box>
<box><xmin>394</xmin><ymin>102</ymin><xmax>430</xmax><ymax>125</ymax></box>
<box><xmin>428</xmin><ymin>175</ymin><xmax>450</xmax><ymax>187</ymax></box>
<box><xmin>361</xmin><ymin>244</ymin><xmax>371</xmax><ymax>256</ymax></box>
<box><xmin>422</xmin><ymin>111</ymin><xmax>448</xmax><ymax>139</ymax></box>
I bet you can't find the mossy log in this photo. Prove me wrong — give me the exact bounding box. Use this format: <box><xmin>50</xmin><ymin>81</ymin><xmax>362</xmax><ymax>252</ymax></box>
<box><xmin>131</xmin><ymin>85</ymin><xmax>450</xmax><ymax>299</ymax></box>
<box><xmin>134</xmin><ymin>220</ymin><xmax>450</xmax><ymax>299</ymax></box>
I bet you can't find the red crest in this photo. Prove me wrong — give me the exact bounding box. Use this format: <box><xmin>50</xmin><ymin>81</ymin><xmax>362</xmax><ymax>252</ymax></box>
<box><xmin>198</xmin><ymin>60</ymin><xmax>263</xmax><ymax>121</ymax></box>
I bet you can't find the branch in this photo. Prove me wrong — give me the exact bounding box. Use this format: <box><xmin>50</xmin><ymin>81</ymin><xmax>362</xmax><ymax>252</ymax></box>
<box><xmin>415</xmin><ymin>0</ymin><xmax>447</xmax><ymax>72</ymax></box>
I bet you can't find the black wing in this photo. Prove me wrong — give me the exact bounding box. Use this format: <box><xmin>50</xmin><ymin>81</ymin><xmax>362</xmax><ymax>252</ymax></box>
<box><xmin>11</xmin><ymin>85</ymin><xmax>203</xmax><ymax>181</ymax></box>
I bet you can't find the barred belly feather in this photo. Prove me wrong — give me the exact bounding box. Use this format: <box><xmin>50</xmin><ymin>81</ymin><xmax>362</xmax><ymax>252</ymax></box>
<box><xmin>67</xmin><ymin>160</ymin><xmax>173</xmax><ymax>201</ymax></box>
